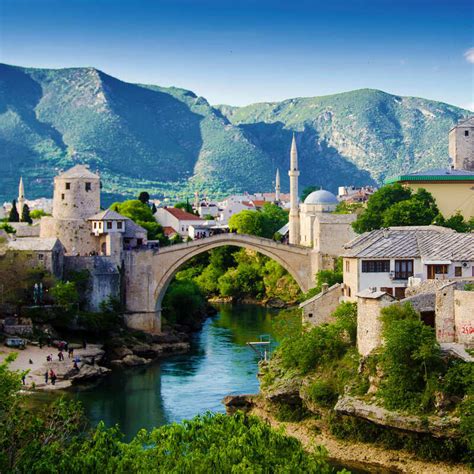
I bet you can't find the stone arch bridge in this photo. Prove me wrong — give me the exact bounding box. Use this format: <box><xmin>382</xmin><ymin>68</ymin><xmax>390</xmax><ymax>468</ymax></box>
<box><xmin>122</xmin><ymin>234</ymin><xmax>317</xmax><ymax>333</ymax></box>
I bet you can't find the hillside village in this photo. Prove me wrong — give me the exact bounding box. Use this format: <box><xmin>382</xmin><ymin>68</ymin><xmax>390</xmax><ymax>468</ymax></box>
<box><xmin>0</xmin><ymin>115</ymin><xmax>473</xmax><ymax>471</ymax></box>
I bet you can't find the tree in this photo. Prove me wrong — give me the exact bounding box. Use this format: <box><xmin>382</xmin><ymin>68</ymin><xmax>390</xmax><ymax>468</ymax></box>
<box><xmin>51</xmin><ymin>281</ymin><xmax>79</xmax><ymax>309</ymax></box>
<box><xmin>174</xmin><ymin>200</ymin><xmax>195</xmax><ymax>214</ymax></box>
<box><xmin>151</xmin><ymin>202</ymin><xmax>157</xmax><ymax>214</ymax></box>
<box><xmin>301</xmin><ymin>186</ymin><xmax>318</xmax><ymax>202</ymax></box>
<box><xmin>29</xmin><ymin>209</ymin><xmax>49</xmax><ymax>219</ymax></box>
<box><xmin>138</xmin><ymin>191</ymin><xmax>150</xmax><ymax>204</ymax></box>
<box><xmin>352</xmin><ymin>184</ymin><xmax>437</xmax><ymax>233</ymax></box>
<box><xmin>229</xmin><ymin>210</ymin><xmax>265</xmax><ymax>236</ymax></box>
<box><xmin>21</xmin><ymin>204</ymin><xmax>32</xmax><ymax>224</ymax></box>
<box><xmin>8</xmin><ymin>200</ymin><xmax>19</xmax><ymax>223</ymax></box>
<box><xmin>334</xmin><ymin>201</ymin><xmax>363</xmax><ymax>214</ymax></box>
<box><xmin>436</xmin><ymin>212</ymin><xmax>473</xmax><ymax>233</ymax></box>
<box><xmin>110</xmin><ymin>200</ymin><xmax>169</xmax><ymax>243</ymax></box>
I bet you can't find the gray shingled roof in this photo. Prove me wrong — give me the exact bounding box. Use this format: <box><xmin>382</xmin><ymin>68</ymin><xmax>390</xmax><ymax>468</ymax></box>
<box><xmin>343</xmin><ymin>226</ymin><xmax>474</xmax><ymax>261</ymax></box>
<box><xmin>88</xmin><ymin>209</ymin><xmax>126</xmax><ymax>221</ymax></box>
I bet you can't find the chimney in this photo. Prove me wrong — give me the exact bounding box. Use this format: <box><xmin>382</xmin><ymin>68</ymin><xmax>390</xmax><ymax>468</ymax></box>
<box><xmin>322</xmin><ymin>283</ymin><xmax>329</xmax><ymax>293</ymax></box>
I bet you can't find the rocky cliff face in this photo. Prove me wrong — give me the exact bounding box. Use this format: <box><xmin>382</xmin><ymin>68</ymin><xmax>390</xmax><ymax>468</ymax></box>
<box><xmin>0</xmin><ymin>64</ymin><xmax>469</xmax><ymax>203</ymax></box>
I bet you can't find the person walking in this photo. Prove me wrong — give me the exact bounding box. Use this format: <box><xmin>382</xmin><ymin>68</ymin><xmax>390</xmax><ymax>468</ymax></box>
<box><xmin>21</xmin><ymin>374</ymin><xmax>26</xmax><ymax>385</ymax></box>
<box><xmin>44</xmin><ymin>371</ymin><xmax>49</xmax><ymax>384</ymax></box>
<box><xmin>50</xmin><ymin>369</ymin><xmax>57</xmax><ymax>386</ymax></box>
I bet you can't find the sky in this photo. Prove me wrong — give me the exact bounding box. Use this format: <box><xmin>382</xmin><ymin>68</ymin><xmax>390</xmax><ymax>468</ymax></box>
<box><xmin>0</xmin><ymin>0</ymin><xmax>473</xmax><ymax>109</ymax></box>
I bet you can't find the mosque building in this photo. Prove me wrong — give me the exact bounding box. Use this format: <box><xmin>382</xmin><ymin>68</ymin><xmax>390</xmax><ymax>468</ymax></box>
<box><xmin>286</xmin><ymin>134</ymin><xmax>356</xmax><ymax>262</ymax></box>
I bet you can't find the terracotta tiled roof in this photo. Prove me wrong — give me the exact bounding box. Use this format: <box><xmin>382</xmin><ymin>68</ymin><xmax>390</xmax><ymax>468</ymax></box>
<box><xmin>163</xmin><ymin>226</ymin><xmax>177</xmax><ymax>237</ymax></box>
<box><xmin>164</xmin><ymin>207</ymin><xmax>203</xmax><ymax>221</ymax></box>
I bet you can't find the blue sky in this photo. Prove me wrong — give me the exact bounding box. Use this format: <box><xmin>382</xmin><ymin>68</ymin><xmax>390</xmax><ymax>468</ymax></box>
<box><xmin>0</xmin><ymin>0</ymin><xmax>473</xmax><ymax>108</ymax></box>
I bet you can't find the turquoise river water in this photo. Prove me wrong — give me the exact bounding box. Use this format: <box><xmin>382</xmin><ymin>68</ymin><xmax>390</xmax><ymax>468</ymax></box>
<box><xmin>73</xmin><ymin>304</ymin><xmax>280</xmax><ymax>440</ymax></box>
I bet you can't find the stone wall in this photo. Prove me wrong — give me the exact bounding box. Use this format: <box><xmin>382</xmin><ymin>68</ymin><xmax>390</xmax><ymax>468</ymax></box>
<box><xmin>357</xmin><ymin>294</ymin><xmax>395</xmax><ymax>357</ymax></box>
<box><xmin>41</xmin><ymin>217</ymin><xmax>98</xmax><ymax>255</ymax></box>
<box><xmin>300</xmin><ymin>283</ymin><xmax>342</xmax><ymax>327</ymax></box>
<box><xmin>435</xmin><ymin>283</ymin><xmax>456</xmax><ymax>343</ymax></box>
<box><xmin>454</xmin><ymin>290</ymin><xmax>474</xmax><ymax>346</ymax></box>
<box><xmin>64</xmin><ymin>256</ymin><xmax>120</xmax><ymax>312</ymax></box>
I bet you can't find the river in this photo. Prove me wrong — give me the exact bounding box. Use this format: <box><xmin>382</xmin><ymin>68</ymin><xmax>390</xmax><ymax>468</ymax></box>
<box><xmin>73</xmin><ymin>303</ymin><xmax>280</xmax><ymax>440</ymax></box>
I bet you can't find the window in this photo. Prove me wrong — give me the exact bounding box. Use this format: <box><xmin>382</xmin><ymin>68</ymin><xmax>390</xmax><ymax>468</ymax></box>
<box><xmin>361</xmin><ymin>260</ymin><xmax>390</xmax><ymax>273</ymax></box>
<box><xmin>455</xmin><ymin>266</ymin><xmax>462</xmax><ymax>277</ymax></box>
<box><xmin>465</xmin><ymin>130</ymin><xmax>469</xmax><ymax>137</ymax></box>
<box><xmin>61</xmin><ymin>193</ymin><xmax>65</xmax><ymax>200</ymax></box>
<box><xmin>308</xmin><ymin>313</ymin><xmax>313</xmax><ymax>318</ymax></box>
<box><xmin>93</xmin><ymin>222</ymin><xmax>97</xmax><ymax>229</ymax></box>
<box><xmin>65</xmin><ymin>182</ymin><xmax>70</xmax><ymax>190</ymax></box>
<box><xmin>85</xmin><ymin>182</ymin><xmax>91</xmax><ymax>191</ymax></box>
<box><xmin>38</xmin><ymin>253</ymin><xmax>44</xmax><ymax>261</ymax></box>
<box><xmin>117</xmin><ymin>221</ymin><xmax>123</xmax><ymax>230</ymax></box>
<box><xmin>345</xmin><ymin>260</ymin><xmax>350</xmax><ymax>272</ymax></box>
<box><xmin>394</xmin><ymin>260</ymin><xmax>414</xmax><ymax>280</ymax></box>
<box><xmin>427</xmin><ymin>264</ymin><xmax>448</xmax><ymax>279</ymax></box>
<box><xmin>107</xmin><ymin>221</ymin><xmax>112</xmax><ymax>230</ymax></box>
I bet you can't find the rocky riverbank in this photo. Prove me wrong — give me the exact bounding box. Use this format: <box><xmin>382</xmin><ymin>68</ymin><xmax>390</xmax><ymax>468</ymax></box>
<box><xmin>222</xmin><ymin>394</ymin><xmax>471</xmax><ymax>474</ymax></box>
<box><xmin>0</xmin><ymin>329</ymin><xmax>192</xmax><ymax>391</ymax></box>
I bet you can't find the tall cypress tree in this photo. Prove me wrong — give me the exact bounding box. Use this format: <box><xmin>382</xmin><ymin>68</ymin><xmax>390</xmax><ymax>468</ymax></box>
<box><xmin>8</xmin><ymin>200</ymin><xmax>19</xmax><ymax>222</ymax></box>
<box><xmin>21</xmin><ymin>204</ymin><xmax>32</xmax><ymax>224</ymax></box>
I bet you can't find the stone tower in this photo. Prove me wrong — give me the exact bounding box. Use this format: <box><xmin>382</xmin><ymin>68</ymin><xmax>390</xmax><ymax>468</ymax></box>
<box><xmin>275</xmin><ymin>168</ymin><xmax>281</xmax><ymax>202</ymax></box>
<box><xmin>288</xmin><ymin>134</ymin><xmax>300</xmax><ymax>245</ymax></box>
<box><xmin>18</xmin><ymin>177</ymin><xmax>25</xmax><ymax>221</ymax></box>
<box><xmin>449</xmin><ymin>117</ymin><xmax>474</xmax><ymax>171</ymax></box>
<box><xmin>52</xmin><ymin>165</ymin><xmax>100</xmax><ymax>219</ymax></box>
<box><xmin>41</xmin><ymin>164</ymin><xmax>101</xmax><ymax>254</ymax></box>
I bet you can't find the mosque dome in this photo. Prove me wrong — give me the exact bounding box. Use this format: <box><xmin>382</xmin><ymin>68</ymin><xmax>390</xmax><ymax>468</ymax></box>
<box><xmin>304</xmin><ymin>189</ymin><xmax>338</xmax><ymax>205</ymax></box>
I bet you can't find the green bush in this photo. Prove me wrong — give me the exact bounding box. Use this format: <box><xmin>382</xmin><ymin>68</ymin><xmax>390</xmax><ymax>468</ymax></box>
<box><xmin>379</xmin><ymin>303</ymin><xmax>443</xmax><ymax>411</ymax></box>
<box><xmin>308</xmin><ymin>381</ymin><xmax>338</xmax><ymax>408</ymax></box>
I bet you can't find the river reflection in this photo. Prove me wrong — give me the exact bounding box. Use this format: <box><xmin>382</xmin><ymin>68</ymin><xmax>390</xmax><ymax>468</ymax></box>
<box><xmin>73</xmin><ymin>304</ymin><xmax>280</xmax><ymax>440</ymax></box>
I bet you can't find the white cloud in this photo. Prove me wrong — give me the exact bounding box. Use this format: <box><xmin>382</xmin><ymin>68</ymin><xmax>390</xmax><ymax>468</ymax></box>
<box><xmin>464</xmin><ymin>47</ymin><xmax>474</xmax><ymax>64</ymax></box>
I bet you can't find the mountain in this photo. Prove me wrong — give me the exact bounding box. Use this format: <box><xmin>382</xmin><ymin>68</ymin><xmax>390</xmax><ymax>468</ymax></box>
<box><xmin>0</xmin><ymin>63</ymin><xmax>469</xmax><ymax>204</ymax></box>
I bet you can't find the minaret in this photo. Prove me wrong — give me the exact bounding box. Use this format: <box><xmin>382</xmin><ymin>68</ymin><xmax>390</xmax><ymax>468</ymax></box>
<box><xmin>275</xmin><ymin>168</ymin><xmax>281</xmax><ymax>202</ymax></box>
<box><xmin>18</xmin><ymin>177</ymin><xmax>25</xmax><ymax>221</ymax></box>
<box><xmin>288</xmin><ymin>134</ymin><xmax>300</xmax><ymax>245</ymax></box>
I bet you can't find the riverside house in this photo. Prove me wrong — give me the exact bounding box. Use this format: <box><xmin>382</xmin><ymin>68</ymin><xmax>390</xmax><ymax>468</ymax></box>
<box><xmin>342</xmin><ymin>226</ymin><xmax>474</xmax><ymax>301</ymax></box>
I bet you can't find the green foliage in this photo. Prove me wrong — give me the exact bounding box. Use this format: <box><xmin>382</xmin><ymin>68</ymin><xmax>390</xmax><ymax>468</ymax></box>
<box><xmin>110</xmin><ymin>199</ymin><xmax>168</xmax><ymax>242</ymax></box>
<box><xmin>308</xmin><ymin>381</ymin><xmax>338</xmax><ymax>408</ymax></box>
<box><xmin>333</xmin><ymin>201</ymin><xmax>363</xmax><ymax>214</ymax></box>
<box><xmin>382</xmin><ymin>188</ymin><xmax>439</xmax><ymax>227</ymax></box>
<box><xmin>137</xmin><ymin>191</ymin><xmax>150</xmax><ymax>204</ymax></box>
<box><xmin>0</xmin><ymin>222</ymin><xmax>16</xmax><ymax>234</ymax></box>
<box><xmin>174</xmin><ymin>200</ymin><xmax>195</xmax><ymax>214</ymax></box>
<box><xmin>464</xmin><ymin>283</ymin><xmax>474</xmax><ymax>291</ymax></box>
<box><xmin>460</xmin><ymin>396</ymin><xmax>474</xmax><ymax>462</ymax></box>
<box><xmin>8</xmin><ymin>199</ymin><xmax>19</xmax><ymax>222</ymax></box>
<box><xmin>51</xmin><ymin>281</ymin><xmax>79</xmax><ymax>309</ymax></box>
<box><xmin>435</xmin><ymin>211</ymin><xmax>474</xmax><ymax>232</ymax></box>
<box><xmin>228</xmin><ymin>203</ymin><xmax>288</xmax><ymax>239</ymax></box>
<box><xmin>162</xmin><ymin>280</ymin><xmax>206</xmax><ymax>325</ymax></box>
<box><xmin>378</xmin><ymin>303</ymin><xmax>443</xmax><ymax>411</ymax></box>
<box><xmin>21</xmin><ymin>203</ymin><xmax>32</xmax><ymax>224</ymax></box>
<box><xmin>0</xmin><ymin>359</ymin><xmax>337</xmax><ymax>473</ymax></box>
<box><xmin>29</xmin><ymin>209</ymin><xmax>49</xmax><ymax>219</ymax></box>
<box><xmin>329</xmin><ymin>414</ymin><xmax>466</xmax><ymax>462</ymax></box>
<box><xmin>273</xmin><ymin>401</ymin><xmax>310</xmax><ymax>422</ymax></box>
<box><xmin>442</xmin><ymin>361</ymin><xmax>474</xmax><ymax>397</ymax></box>
<box><xmin>77</xmin><ymin>298</ymin><xmax>123</xmax><ymax>334</ymax></box>
<box><xmin>301</xmin><ymin>259</ymin><xmax>343</xmax><ymax>301</ymax></box>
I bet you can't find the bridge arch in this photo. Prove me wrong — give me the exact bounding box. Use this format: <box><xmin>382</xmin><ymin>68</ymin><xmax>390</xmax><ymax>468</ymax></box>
<box><xmin>123</xmin><ymin>233</ymin><xmax>314</xmax><ymax>333</ymax></box>
<box><xmin>154</xmin><ymin>235</ymin><xmax>310</xmax><ymax>312</ymax></box>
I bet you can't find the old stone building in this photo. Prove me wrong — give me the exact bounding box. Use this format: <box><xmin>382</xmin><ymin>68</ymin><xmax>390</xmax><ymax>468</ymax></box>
<box><xmin>449</xmin><ymin>116</ymin><xmax>474</xmax><ymax>171</ymax></box>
